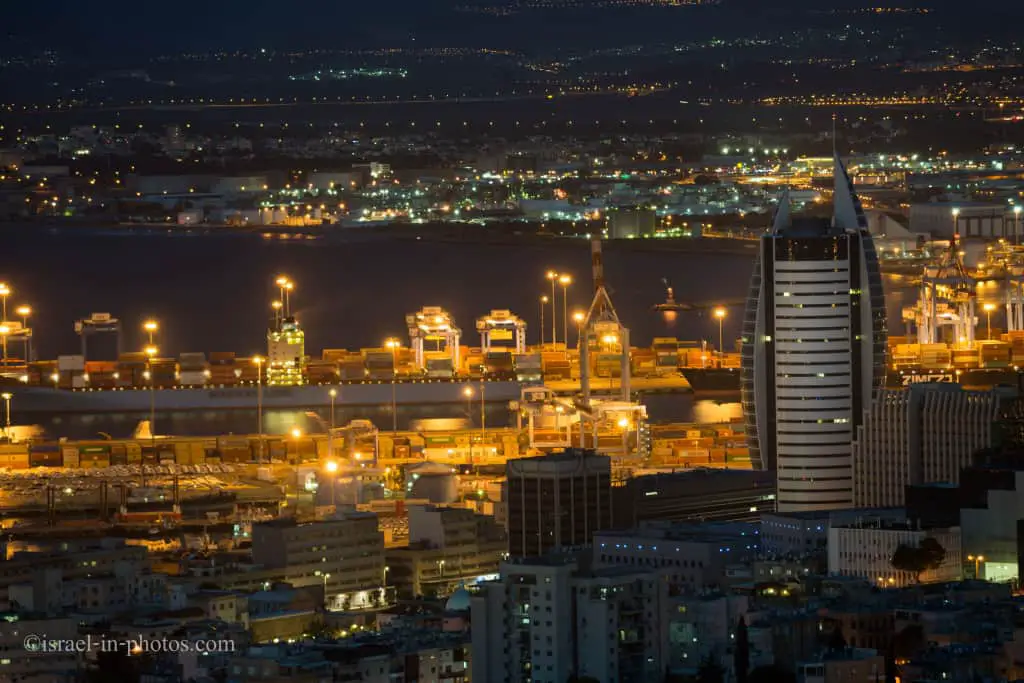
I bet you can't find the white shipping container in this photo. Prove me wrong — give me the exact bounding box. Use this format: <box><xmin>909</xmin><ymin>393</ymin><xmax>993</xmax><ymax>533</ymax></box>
<box><xmin>179</xmin><ymin>371</ymin><xmax>208</xmax><ymax>386</ymax></box>
<box><xmin>71</xmin><ymin>376</ymin><xmax>87</xmax><ymax>389</ymax></box>
<box><xmin>58</xmin><ymin>355</ymin><xmax>86</xmax><ymax>371</ymax></box>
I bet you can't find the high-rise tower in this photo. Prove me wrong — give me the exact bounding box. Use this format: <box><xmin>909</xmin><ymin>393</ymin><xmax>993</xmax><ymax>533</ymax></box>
<box><xmin>740</xmin><ymin>154</ymin><xmax>886</xmax><ymax>512</ymax></box>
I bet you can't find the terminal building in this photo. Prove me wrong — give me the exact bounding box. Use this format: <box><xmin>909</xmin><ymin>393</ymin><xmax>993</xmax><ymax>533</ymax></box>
<box><xmin>741</xmin><ymin>155</ymin><xmax>887</xmax><ymax>512</ymax></box>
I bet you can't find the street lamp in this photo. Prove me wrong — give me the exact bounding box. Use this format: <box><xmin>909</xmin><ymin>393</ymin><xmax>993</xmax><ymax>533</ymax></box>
<box><xmin>952</xmin><ymin>207</ymin><xmax>960</xmax><ymax>237</ymax></box>
<box><xmin>0</xmin><ymin>324</ymin><xmax>8</xmax><ymax>365</ymax></box>
<box><xmin>329</xmin><ymin>388</ymin><xmax>338</xmax><ymax>430</ymax></box>
<box><xmin>15</xmin><ymin>306</ymin><xmax>31</xmax><ymax>361</ymax></box>
<box><xmin>1</xmin><ymin>392</ymin><xmax>11</xmax><ymax>438</ymax></box>
<box><xmin>271</xmin><ymin>300</ymin><xmax>283</xmax><ymax>329</ymax></box>
<box><xmin>713</xmin><ymin>307</ymin><xmax>727</xmax><ymax>361</ymax></box>
<box><xmin>983</xmin><ymin>302</ymin><xmax>996</xmax><ymax>340</ymax></box>
<box><xmin>967</xmin><ymin>554</ymin><xmax>985</xmax><ymax>579</ymax></box>
<box><xmin>539</xmin><ymin>296</ymin><xmax>549</xmax><ymax>347</ymax></box>
<box><xmin>275</xmin><ymin>276</ymin><xmax>290</xmax><ymax>316</ymax></box>
<box><xmin>546</xmin><ymin>271</ymin><xmax>558</xmax><ymax>344</ymax></box>
<box><xmin>573</xmin><ymin>310</ymin><xmax>586</xmax><ymax>349</ymax></box>
<box><xmin>143</xmin><ymin>320</ymin><xmax>158</xmax><ymax>346</ymax></box>
<box><xmin>0</xmin><ymin>282</ymin><xmax>9</xmax><ymax>321</ymax></box>
<box><xmin>144</xmin><ymin>348</ymin><xmax>157</xmax><ymax>438</ymax></box>
<box><xmin>328</xmin><ymin>388</ymin><xmax>338</xmax><ymax>460</ymax></box>
<box><xmin>559</xmin><ymin>274</ymin><xmax>572</xmax><ymax>349</ymax></box>
<box><xmin>322</xmin><ymin>572</ymin><xmax>332</xmax><ymax>607</ymax></box>
<box><xmin>385</xmin><ymin>337</ymin><xmax>401</xmax><ymax>433</ymax></box>
<box><xmin>1015</xmin><ymin>206</ymin><xmax>1022</xmax><ymax>246</ymax></box>
<box><xmin>252</xmin><ymin>356</ymin><xmax>265</xmax><ymax>463</ymax></box>
<box><xmin>284</xmin><ymin>281</ymin><xmax>294</xmax><ymax>317</ymax></box>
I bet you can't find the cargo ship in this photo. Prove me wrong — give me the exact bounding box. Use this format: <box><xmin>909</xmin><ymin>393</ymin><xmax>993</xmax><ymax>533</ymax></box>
<box><xmin>1</xmin><ymin>308</ymin><xmax>542</xmax><ymax>415</ymax></box>
<box><xmin>0</xmin><ymin>379</ymin><xmax>526</xmax><ymax>415</ymax></box>
<box><xmin>679</xmin><ymin>367</ymin><xmax>741</xmax><ymax>394</ymax></box>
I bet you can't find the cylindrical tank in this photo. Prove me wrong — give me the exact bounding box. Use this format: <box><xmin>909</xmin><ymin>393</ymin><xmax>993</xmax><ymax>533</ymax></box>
<box><xmin>410</xmin><ymin>472</ymin><xmax>457</xmax><ymax>504</ymax></box>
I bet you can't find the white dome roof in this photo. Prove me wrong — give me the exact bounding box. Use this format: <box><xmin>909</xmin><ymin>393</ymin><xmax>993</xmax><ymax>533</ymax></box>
<box><xmin>445</xmin><ymin>586</ymin><xmax>471</xmax><ymax>612</ymax></box>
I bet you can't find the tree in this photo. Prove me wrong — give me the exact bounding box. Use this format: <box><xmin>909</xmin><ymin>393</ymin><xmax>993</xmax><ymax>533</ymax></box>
<box><xmin>891</xmin><ymin>538</ymin><xmax>946</xmax><ymax>583</ymax></box>
<box><xmin>734</xmin><ymin>616</ymin><xmax>750</xmax><ymax>683</ymax></box>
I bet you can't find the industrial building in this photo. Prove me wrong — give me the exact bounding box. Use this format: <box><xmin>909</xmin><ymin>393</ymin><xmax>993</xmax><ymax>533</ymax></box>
<box><xmin>741</xmin><ymin>154</ymin><xmax>887</xmax><ymax>512</ymax></box>
<box><xmin>505</xmin><ymin>449</ymin><xmax>611</xmax><ymax>559</ymax></box>
<box><xmin>852</xmin><ymin>383</ymin><xmax>1014</xmax><ymax>508</ymax></box>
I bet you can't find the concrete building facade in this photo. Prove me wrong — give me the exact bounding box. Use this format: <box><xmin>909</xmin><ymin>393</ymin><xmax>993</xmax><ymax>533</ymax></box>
<box><xmin>852</xmin><ymin>383</ymin><xmax>1011</xmax><ymax>507</ymax></box>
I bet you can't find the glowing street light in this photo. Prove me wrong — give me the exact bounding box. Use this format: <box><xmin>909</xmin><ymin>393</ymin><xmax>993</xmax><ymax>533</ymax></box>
<box><xmin>1</xmin><ymin>392</ymin><xmax>11</xmax><ymax>437</ymax></box>
<box><xmin>559</xmin><ymin>274</ymin><xmax>572</xmax><ymax>348</ymax></box>
<box><xmin>275</xmin><ymin>276</ymin><xmax>294</xmax><ymax>317</ymax></box>
<box><xmin>15</xmin><ymin>305</ymin><xmax>31</xmax><ymax>361</ymax></box>
<box><xmin>329</xmin><ymin>388</ymin><xmax>338</xmax><ymax>429</ymax></box>
<box><xmin>142</xmin><ymin>345</ymin><xmax>158</xmax><ymax>442</ymax></box>
<box><xmin>539</xmin><ymin>296</ymin><xmax>549</xmax><ymax>347</ymax></box>
<box><xmin>967</xmin><ymin>554</ymin><xmax>985</xmax><ymax>579</ymax></box>
<box><xmin>983</xmin><ymin>302</ymin><xmax>996</xmax><ymax>340</ymax></box>
<box><xmin>546</xmin><ymin>271</ymin><xmax>559</xmax><ymax>344</ymax></box>
<box><xmin>0</xmin><ymin>282</ymin><xmax>10</xmax><ymax>321</ymax></box>
<box><xmin>252</xmin><ymin>355</ymin><xmax>265</xmax><ymax>462</ymax></box>
<box><xmin>572</xmin><ymin>310</ymin><xmax>585</xmax><ymax>348</ymax></box>
<box><xmin>325</xmin><ymin>460</ymin><xmax>339</xmax><ymax>473</ymax></box>
<box><xmin>1015</xmin><ymin>205</ymin><xmax>1022</xmax><ymax>246</ymax></box>
<box><xmin>291</xmin><ymin>427</ymin><xmax>303</xmax><ymax>439</ymax></box>
<box><xmin>385</xmin><ymin>337</ymin><xmax>401</xmax><ymax>433</ymax></box>
<box><xmin>143</xmin><ymin>317</ymin><xmax>158</xmax><ymax>344</ymax></box>
<box><xmin>713</xmin><ymin>307</ymin><xmax>727</xmax><ymax>361</ymax></box>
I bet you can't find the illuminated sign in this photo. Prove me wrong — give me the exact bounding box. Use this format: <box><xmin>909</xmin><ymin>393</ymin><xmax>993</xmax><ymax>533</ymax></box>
<box><xmin>901</xmin><ymin>374</ymin><xmax>955</xmax><ymax>386</ymax></box>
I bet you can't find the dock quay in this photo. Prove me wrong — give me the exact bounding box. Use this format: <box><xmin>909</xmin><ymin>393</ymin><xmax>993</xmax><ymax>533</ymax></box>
<box><xmin>0</xmin><ymin>419</ymin><xmax>752</xmax><ymax>515</ymax></box>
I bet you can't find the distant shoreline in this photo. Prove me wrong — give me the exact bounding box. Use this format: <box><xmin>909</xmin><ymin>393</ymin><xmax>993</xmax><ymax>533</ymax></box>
<box><xmin>0</xmin><ymin>219</ymin><xmax>760</xmax><ymax>255</ymax></box>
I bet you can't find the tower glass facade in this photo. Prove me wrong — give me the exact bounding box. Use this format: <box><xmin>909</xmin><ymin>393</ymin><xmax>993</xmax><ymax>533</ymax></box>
<box><xmin>741</xmin><ymin>156</ymin><xmax>887</xmax><ymax>511</ymax></box>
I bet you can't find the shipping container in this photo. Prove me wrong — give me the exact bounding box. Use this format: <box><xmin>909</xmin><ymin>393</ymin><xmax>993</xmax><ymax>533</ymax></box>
<box><xmin>28</xmin><ymin>446</ymin><xmax>61</xmax><ymax>468</ymax></box>
<box><xmin>57</xmin><ymin>355</ymin><xmax>86</xmax><ymax>371</ymax></box>
<box><xmin>179</xmin><ymin>352</ymin><xmax>207</xmax><ymax>369</ymax></box>
<box><xmin>179</xmin><ymin>370</ymin><xmax>207</xmax><ymax>387</ymax></box>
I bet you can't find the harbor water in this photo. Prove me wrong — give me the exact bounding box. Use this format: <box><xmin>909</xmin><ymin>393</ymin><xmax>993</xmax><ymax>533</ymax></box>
<box><xmin>1</xmin><ymin>227</ymin><xmax>760</xmax><ymax>436</ymax></box>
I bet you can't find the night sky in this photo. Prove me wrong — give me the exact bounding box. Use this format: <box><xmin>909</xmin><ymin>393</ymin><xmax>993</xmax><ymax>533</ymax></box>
<box><xmin>6</xmin><ymin>0</ymin><xmax>1024</xmax><ymax>56</ymax></box>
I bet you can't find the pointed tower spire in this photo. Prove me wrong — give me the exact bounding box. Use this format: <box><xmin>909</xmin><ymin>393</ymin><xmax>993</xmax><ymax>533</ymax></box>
<box><xmin>772</xmin><ymin>190</ymin><xmax>792</xmax><ymax>234</ymax></box>
<box><xmin>832</xmin><ymin>152</ymin><xmax>867</xmax><ymax>232</ymax></box>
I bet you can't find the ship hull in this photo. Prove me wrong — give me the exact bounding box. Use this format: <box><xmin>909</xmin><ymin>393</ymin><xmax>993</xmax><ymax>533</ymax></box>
<box><xmin>3</xmin><ymin>380</ymin><xmax>524</xmax><ymax>414</ymax></box>
<box><xmin>679</xmin><ymin>368</ymin><xmax>741</xmax><ymax>394</ymax></box>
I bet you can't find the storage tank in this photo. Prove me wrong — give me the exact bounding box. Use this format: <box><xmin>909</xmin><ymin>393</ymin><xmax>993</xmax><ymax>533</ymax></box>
<box><xmin>409</xmin><ymin>472</ymin><xmax>457</xmax><ymax>504</ymax></box>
